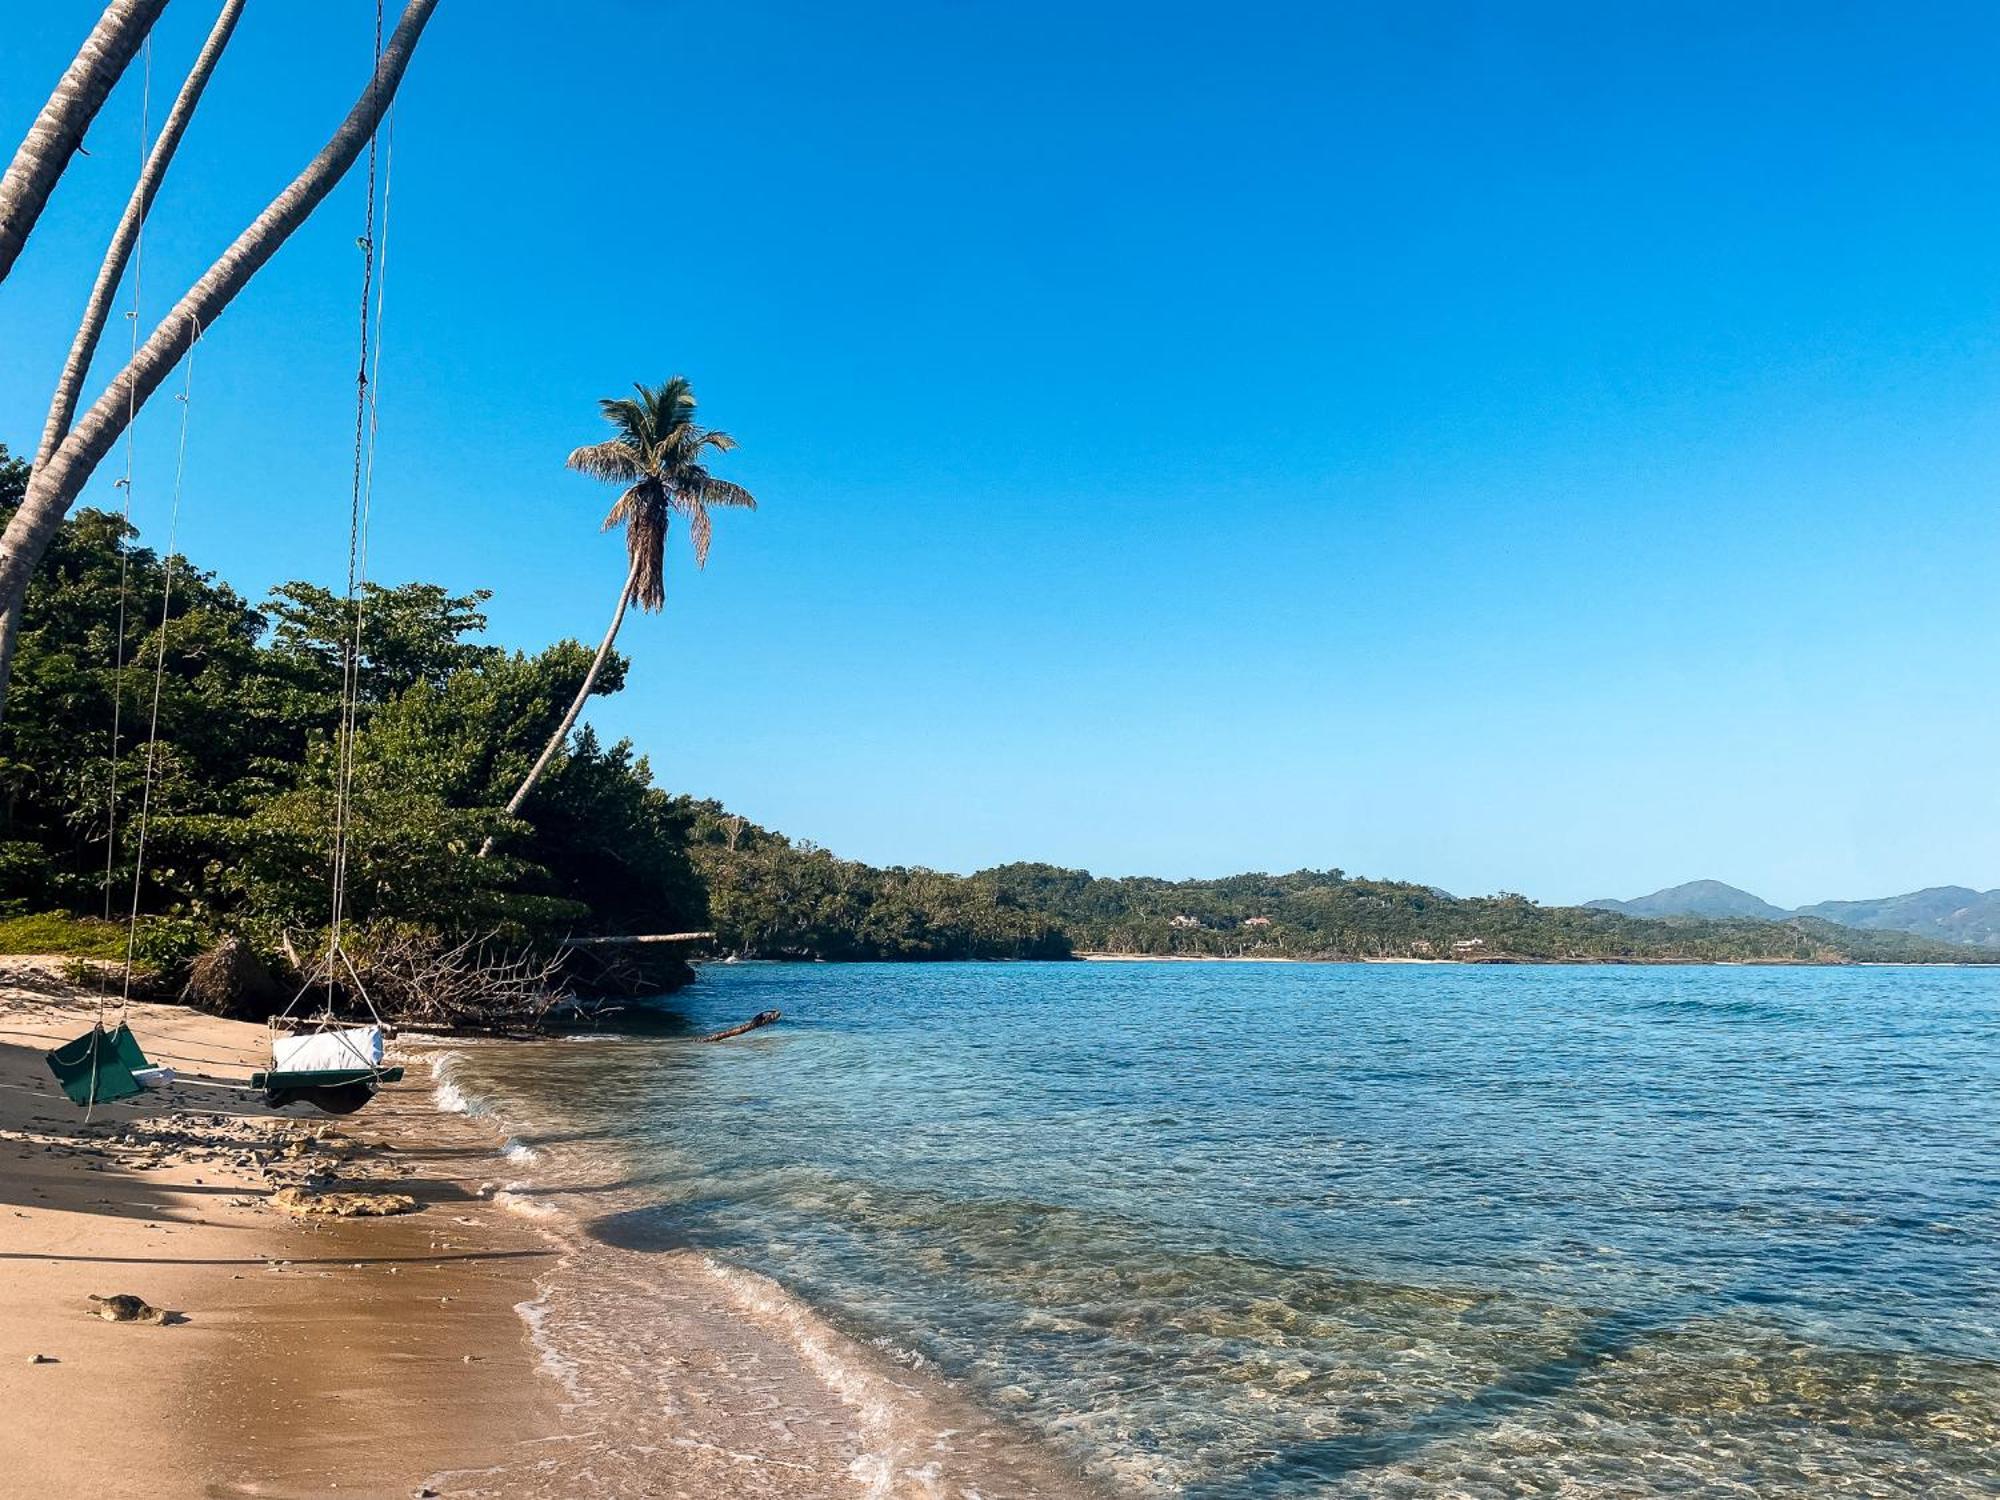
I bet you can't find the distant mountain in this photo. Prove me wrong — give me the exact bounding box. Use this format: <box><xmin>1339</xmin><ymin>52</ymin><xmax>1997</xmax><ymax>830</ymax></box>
<box><xmin>1793</xmin><ymin>887</ymin><xmax>2000</xmax><ymax>950</ymax></box>
<box><xmin>1586</xmin><ymin>880</ymin><xmax>1792</xmax><ymax>923</ymax></box>
<box><xmin>1589</xmin><ymin>879</ymin><xmax>2000</xmax><ymax>950</ymax></box>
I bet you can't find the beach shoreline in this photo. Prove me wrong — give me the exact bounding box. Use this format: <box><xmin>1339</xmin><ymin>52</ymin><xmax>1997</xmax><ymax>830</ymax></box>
<box><xmin>0</xmin><ymin>962</ymin><xmax>560</xmax><ymax>1499</ymax></box>
<box><xmin>1</xmin><ymin>962</ymin><xmax>1106</xmax><ymax>1499</ymax></box>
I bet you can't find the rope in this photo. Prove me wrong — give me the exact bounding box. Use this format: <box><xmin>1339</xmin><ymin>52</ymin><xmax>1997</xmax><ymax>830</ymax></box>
<box><xmin>275</xmin><ymin>1</ymin><xmax>392</xmax><ymax>1086</ymax></box>
<box><xmin>117</xmin><ymin>319</ymin><xmax>200</xmax><ymax>1010</ymax></box>
<box><xmin>85</xmin><ymin>38</ymin><xmax>156</xmax><ymax>1124</ymax></box>
<box><xmin>323</xmin><ymin>0</ymin><xmax>385</xmax><ymax>991</ymax></box>
<box><xmin>98</xmin><ymin>34</ymin><xmax>154</xmax><ymax>937</ymax></box>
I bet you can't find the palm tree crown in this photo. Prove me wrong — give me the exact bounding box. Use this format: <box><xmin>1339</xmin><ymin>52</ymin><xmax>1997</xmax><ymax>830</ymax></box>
<box><xmin>567</xmin><ymin>376</ymin><xmax>755</xmax><ymax>611</ymax></box>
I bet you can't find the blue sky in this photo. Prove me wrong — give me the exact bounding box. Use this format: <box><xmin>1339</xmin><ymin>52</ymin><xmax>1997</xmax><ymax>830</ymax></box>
<box><xmin>4</xmin><ymin>1</ymin><xmax>1999</xmax><ymax>908</ymax></box>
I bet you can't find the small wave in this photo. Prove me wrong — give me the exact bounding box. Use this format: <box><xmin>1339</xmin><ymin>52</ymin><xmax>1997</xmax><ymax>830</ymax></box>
<box><xmin>428</xmin><ymin>1052</ymin><xmax>484</xmax><ymax>1117</ymax></box>
<box><xmin>496</xmin><ymin>1186</ymin><xmax>561</xmax><ymax>1221</ymax></box>
<box><xmin>502</xmin><ymin>1137</ymin><xmax>539</xmax><ymax>1164</ymax></box>
<box><xmin>515</xmin><ymin>1292</ymin><xmax>584</xmax><ymax>1403</ymax></box>
<box><xmin>697</xmin><ymin>1256</ymin><xmax>938</xmax><ymax>1499</ymax></box>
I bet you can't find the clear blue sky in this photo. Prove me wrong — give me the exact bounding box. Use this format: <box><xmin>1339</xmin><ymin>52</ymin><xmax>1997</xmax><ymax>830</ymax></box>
<box><xmin>5</xmin><ymin>1</ymin><xmax>1999</xmax><ymax>908</ymax></box>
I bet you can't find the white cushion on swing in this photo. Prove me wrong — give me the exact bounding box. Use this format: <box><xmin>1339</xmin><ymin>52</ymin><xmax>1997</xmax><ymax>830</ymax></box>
<box><xmin>271</xmin><ymin>1026</ymin><xmax>385</xmax><ymax>1075</ymax></box>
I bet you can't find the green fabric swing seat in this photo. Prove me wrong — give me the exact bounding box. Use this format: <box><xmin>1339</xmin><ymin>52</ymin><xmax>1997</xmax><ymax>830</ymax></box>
<box><xmin>45</xmin><ymin>1023</ymin><xmax>153</xmax><ymax>1107</ymax></box>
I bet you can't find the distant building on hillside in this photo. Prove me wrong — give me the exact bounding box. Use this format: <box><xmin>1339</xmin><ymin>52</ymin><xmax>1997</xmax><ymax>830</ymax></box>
<box><xmin>1169</xmin><ymin>914</ymin><xmax>1202</xmax><ymax>930</ymax></box>
<box><xmin>1451</xmin><ymin>937</ymin><xmax>1486</xmax><ymax>953</ymax></box>
<box><xmin>1242</xmin><ymin>915</ymin><xmax>1273</xmax><ymax>928</ymax></box>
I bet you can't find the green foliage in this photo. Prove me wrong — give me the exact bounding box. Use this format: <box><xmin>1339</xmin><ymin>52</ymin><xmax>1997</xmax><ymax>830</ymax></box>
<box><xmin>681</xmin><ymin>801</ymin><xmax>1070</xmax><ymax>960</ymax></box>
<box><xmin>0</xmin><ymin>911</ymin><xmax>129</xmax><ymax>960</ymax></box>
<box><xmin>0</xmin><ymin>461</ymin><xmax>705</xmax><ymax>970</ymax></box>
<box><xmin>0</xmin><ymin>441</ymin><xmax>1983</xmax><ymax>980</ymax></box>
<box><xmin>967</xmin><ymin>863</ymin><xmax>1994</xmax><ymax>964</ymax></box>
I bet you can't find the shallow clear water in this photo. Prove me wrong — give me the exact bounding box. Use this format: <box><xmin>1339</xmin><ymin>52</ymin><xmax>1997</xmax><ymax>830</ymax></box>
<box><xmin>445</xmin><ymin>962</ymin><xmax>2000</xmax><ymax>1496</ymax></box>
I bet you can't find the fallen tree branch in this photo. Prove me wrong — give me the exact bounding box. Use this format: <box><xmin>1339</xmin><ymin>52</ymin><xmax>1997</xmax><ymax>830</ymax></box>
<box><xmin>565</xmin><ymin>931</ymin><xmax>716</xmax><ymax>946</ymax></box>
<box><xmin>697</xmin><ymin>1009</ymin><xmax>780</xmax><ymax>1043</ymax></box>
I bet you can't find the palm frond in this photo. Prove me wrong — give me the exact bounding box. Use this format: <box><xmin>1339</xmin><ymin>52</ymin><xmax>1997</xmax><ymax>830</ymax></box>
<box><xmin>569</xmin><ymin>440</ymin><xmax>644</xmax><ymax>483</ymax></box>
<box><xmin>606</xmin><ymin>393</ymin><xmax>662</xmax><ymax>447</ymax></box>
<box><xmin>687</xmin><ymin>503</ymin><xmax>713</xmax><ymax>568</ymax></box>
<box><xmin>577</xmin><ymin>378</ymin><xmax>751</xmax><ymax>591</ymax></box>
<box><xmin>696</xmin><ymin>476</ymin><xmax>757</xmax><ymax>510</ymax></box>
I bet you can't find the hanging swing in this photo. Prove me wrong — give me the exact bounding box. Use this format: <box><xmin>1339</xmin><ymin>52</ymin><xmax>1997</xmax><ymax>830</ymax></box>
<box><xmin>256</xmin><ymin>40</ymin><xmax>404</xmax><ymax>1118</ymax></box>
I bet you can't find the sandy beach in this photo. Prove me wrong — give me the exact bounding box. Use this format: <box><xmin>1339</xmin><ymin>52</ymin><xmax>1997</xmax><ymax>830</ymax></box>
<box><xmin>0</xmin><ymin>961</ymin><xmax>559</xmax><ymax>1499</ymax></box>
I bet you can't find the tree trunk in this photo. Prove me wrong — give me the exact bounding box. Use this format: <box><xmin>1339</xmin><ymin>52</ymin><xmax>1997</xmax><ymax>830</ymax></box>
<box><xmin>34</xmin><ymin>0</ymin><xmax>249</xmax><ymax>473</ymax></box>
<box><xmin>0</xmin><ymin>0</ymin><xmax>442</xmax><ymax>720</ymax></box>
<box><xmin>0</xmin><ymin>0</ymin><xmax>169</xmax><ymax>286</ymax></box>
<box><xmin>479</xmin><ymin>559</ymin><xmax>638</xmax><ymax>858</ymax></box>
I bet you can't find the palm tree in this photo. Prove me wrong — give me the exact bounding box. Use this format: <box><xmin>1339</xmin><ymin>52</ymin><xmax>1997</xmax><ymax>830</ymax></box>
<box><xmin>0</xmin><ymin>0</ymin><xmax>168</xmax><ymax>287</ymax></box>
<box><xmin>482</xmin><ymin>378</ymin><xmax>755</xmax><ymax>853</ymax></box>
<box><xmin>35</xmin><ymin>0</ymin><xmax>250</xmax><ymax>474</ymax></box>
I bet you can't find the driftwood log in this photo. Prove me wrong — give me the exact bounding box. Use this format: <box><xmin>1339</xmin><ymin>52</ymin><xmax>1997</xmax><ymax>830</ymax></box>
<box><xmin>698</xmin><ymin>1009</ymin><xmax>781</xmax><ymax>1043</ymax></box>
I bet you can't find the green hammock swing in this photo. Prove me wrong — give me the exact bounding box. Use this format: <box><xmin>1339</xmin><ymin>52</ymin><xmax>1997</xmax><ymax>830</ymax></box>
<box><xmin>45</xmin><ymin>1023</ymin><xmax>155</xmax><ymax>1108</ymax></box>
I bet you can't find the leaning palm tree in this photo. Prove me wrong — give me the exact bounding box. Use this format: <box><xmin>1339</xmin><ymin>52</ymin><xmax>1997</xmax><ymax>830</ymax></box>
<box><xmin>482</xmin><ymin>378</ymin><xmax>754</xmax><ymax>854</ymax></box>
<box><xmin>0</xmin><ymin>0</ymin><xmax>167</xmax><ymax>287</ymax></box>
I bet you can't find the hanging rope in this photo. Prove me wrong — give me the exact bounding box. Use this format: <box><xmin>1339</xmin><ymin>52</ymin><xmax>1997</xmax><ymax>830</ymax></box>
<box><xmin>277</xmin><ymin>0</ymin><xmax>393</xmax><ymax>1072</ymax></box>
<box><xmin>117</xmin><ymin>318</ymin><xmax>200</xmax><ymax>1011</ymax></box>
<box><xmin>83</xmin><ymin>38</ymin><xmax>156</xmax><ymax>1123</ymax></box>
<box><xmin>99</xmin><ymin>34</ymin><xmax>154</xmax><ymax>933</ymax></box>
<box><xmin>324</xmin><ymin>0</ymin><xmax>386</xmax><ymax>990</ymax></box>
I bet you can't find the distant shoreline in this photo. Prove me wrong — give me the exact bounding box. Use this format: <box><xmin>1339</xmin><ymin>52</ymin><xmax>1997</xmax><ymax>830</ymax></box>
<box><xmin>1075</xmin><ymin>951</ymin><xmax>1990</xmax><ymax>968</ymax></box>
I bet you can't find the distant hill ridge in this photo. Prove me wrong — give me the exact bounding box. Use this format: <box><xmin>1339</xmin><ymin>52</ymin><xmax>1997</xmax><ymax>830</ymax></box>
<box><xmin>1589</xmin><ymin>880</ymin><xmax>2000</xmax><ymax>949</ymax></box>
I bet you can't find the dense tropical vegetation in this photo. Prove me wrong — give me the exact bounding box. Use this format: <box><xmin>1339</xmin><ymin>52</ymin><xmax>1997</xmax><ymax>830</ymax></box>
<box><xmin>0</xmin><ymin>441</ymin><xmax>706</xmax><ymax>1009</ymax></box>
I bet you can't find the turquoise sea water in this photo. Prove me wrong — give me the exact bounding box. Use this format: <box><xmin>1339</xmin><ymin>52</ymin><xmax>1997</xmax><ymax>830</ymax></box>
<box><xmin>444</xmin><ymin>962</ymin><xmax>2000</xmax><ymax>1495</ymax></box>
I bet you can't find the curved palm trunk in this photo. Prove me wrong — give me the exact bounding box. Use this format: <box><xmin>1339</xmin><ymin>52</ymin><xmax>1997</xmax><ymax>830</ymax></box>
<box><xmin>4</xmin><ymin>0</ymin><xmax>244</xmax><ymax>707</ymax></box>
<box><xmin>479</xmin><ymin>560</ymin><xmax>638</xmax><ymax>859</ymax></box>
<box><xmin>35</xmin><ymin>0</ymin><xmax>248</xmax><ymax>472</ymax></box>
<box><xmin>0</xmin><ymin>0</ymin><xmax>441</xmax><ymax>721</ymax></box>
<box><xmin>0</xmin><ymin>0</ymin><xmax>169</xmax><ymax>287</ymax></box>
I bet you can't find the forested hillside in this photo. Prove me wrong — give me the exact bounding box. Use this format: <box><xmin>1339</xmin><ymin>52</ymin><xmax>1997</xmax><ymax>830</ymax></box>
<box><xmin>967</xmin><ymin>864</ymin><xmax>1982</xmax><ymax>964</ymax></box>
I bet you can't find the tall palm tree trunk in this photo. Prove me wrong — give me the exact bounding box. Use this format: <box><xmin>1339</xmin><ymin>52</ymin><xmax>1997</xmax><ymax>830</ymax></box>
<box><xmin>479</xmin><ymin>559</ymin><xmax>639</xmax><ymax>859</ymax></box>
<box><xmin>3</xmin><ymin>1</ymin><xmax>249</xmax><ymax>699</ymax></box>
<box><xmin>35</xmin><ymin>0</ymin><xmax>248</xmax><ymax>473</ymax></box>
<box><xmin>0</xmin><ymin>0</ymin><xmax>170</xmax><ymax>287</ymax></box>
<box><xmin>0</xmin><ymin>0</ymin><xmax>441</xmax><ymax>722</ymax></box>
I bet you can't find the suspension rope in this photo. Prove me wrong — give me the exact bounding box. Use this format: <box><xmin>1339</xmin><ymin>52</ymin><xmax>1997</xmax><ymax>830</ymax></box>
<box><xmin>99</xmin><ymin>35</ymin><xmax>154</xmax><ymax>934</ymax></box>
<box><xmin>282</xmin><ymin>0</ymin><xmax>391</xmax><ymax>1059</ymax></box>
<box><xmin>117</xmin><ymin>318</ymin><xmax>200</xmax><ymax>1013</ymax></box>
<box><xmin>325</xmin><ymin>1</ymin><xmax>384</xmax><ymax>980</ymax></box>
<box><xmin>84</xmin><ymin>38</ymin><xmax>156</xmax><ymax>1123</ymax></box>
